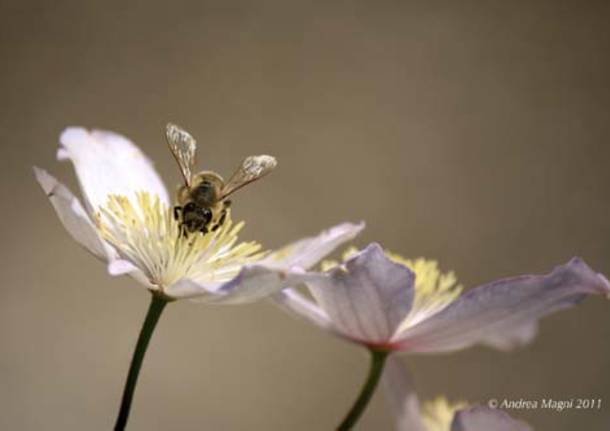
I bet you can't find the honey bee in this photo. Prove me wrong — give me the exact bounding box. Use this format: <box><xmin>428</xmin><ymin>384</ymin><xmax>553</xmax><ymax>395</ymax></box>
<box><xmin>165</xmin><ymin>123</ymin><xmax>277</xmax><ymax>235</ymax></box>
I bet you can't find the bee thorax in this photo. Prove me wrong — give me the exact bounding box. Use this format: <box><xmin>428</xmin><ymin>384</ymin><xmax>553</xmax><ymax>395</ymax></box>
<box><xmin>191</xmin><ymin>182</ymin><xmax>218</xmax><ymax>207</ymax></box>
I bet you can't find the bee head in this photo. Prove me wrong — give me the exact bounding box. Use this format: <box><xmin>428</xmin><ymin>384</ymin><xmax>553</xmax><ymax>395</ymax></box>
<box><xmin>191</xmin><ymin>172</ymin><xmax>224</xmax><ymax>206</ymax></box>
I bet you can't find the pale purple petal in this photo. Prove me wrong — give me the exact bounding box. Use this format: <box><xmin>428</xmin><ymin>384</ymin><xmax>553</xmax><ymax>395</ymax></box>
<box><xmin>107</xmin><ymin>259</ymin><xmax>139</xmax><ymax>276</ymax></box>
<box><xmin>397</xmin><ymin>258</ymin><xmax>610</xmax><ymax>353</ymax></box>
<box><xmin>58</xmin><ymin>127</ymin><xmax>169</xmax><ymax>213</ymax></box>
<box><xmin>481</xmin><ymin>321</ymin><xmax>538</xmax><ymax>351</ymax></box>
<box><xmin>305</xmin><ymin>243</ymin><xmax>415</xmax><ymax>345</ymax></box>
<box><xmin>263</xmin><ymin>222</ymin><xmax>365</xmax><ymax>270</ymax></box>
<box><xmin>107</xmin><ymin>259</ymin><xmax>152</xmax><ymax>288</ymax></box>
<box><xmin>451</xmin><ymin>406</ymin><xmax>532</xmax><ymax>431</ymax></box>
<box><xmin>165</xmin><ymin>278</ymin><xmax>214</xmax><ymax>299</ymax></box>
<box><xmin>382</xmin><ymin>356</ymin><xmax>426</xmax><ymax>431</ymax></box>
<box><xmin>272</xmin><ymin>289</ymin><xmax>333</xmax><ymax>330</ymax></box>
<box><xmin>33</xmin><ymin>167</ymin><xmax>114</xmax><ymax>261</ymax></box>
<box><xmin>165</xmin><ymin>265</ymin><xmax>325</xmax><ymax>303</ymax></box>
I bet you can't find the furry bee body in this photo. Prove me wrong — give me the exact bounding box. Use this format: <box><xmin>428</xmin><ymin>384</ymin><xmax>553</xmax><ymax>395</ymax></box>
<box><xmin>173</xmin><ymin>172</ymin><xmax>231</xmax><ymax>235</ymax></box>
<box><xmin>165</xmin><ymin>123</ymin><xmax>276</xmax><ymax>237</ymax></box>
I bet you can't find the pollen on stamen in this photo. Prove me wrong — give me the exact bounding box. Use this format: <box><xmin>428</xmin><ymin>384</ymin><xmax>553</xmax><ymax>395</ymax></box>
<box><xmin>389</xmin><ymin>253</ymin><xmax>463</xmax><ymax>332</ymax></box>
<box><xmin>95</xmin><ymin>192</ymin><xmax>266</xmax><ymax>291</ymax></box>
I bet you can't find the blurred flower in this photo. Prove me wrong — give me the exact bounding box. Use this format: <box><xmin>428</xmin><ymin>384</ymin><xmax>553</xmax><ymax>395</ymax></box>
<box><xmin>34</xmin><ymin>127</ymin><xmax>364</xmax><ymax>303</ymax></box>
<box><xmin>383</xmin><ymin>356</ymin><xmax>532</xmax><ymax>431</ymax></box>
<box><xmin>421</xmin><ymin>397</ymin><xmax>468</xmax><ymax>431</ymax></box>
<box><xmin>274</xmin><ymin>243</ymin><xmax>610</xmax><ymax>352</ymax></box>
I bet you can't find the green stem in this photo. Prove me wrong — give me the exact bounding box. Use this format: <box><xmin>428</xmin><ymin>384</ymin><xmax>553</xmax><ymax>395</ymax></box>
<box><xmin>114</xmin><ymin>294</ymin><xmax>169</xmax><ymax>431</ymax></box>
<box><xmin>337</xmin><ymin>349</ymin><xmax>389</xmax><ymax>431</ymax></box>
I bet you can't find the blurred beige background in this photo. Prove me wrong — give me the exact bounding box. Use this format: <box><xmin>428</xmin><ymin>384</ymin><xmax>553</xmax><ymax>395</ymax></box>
<box><xmin>2</xmin><ymin>0</ymin><xmax>610</xmax><ymax>429</ymax></box>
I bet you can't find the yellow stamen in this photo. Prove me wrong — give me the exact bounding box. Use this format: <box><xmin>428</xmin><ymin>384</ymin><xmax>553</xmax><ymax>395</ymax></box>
<box><xmin>422</xmin><ymin>397</ymin><xmax>468</xmax><ymax>431</ymax></box>
<box><xmin>388</xmin><ymin>253</ymin><xmax>462</xmax><ymax>331</ymax></box>
<box><xmin>95</xmin><ymin>192</ymin><xmax>265</xmax><ymax>291</ymax></box>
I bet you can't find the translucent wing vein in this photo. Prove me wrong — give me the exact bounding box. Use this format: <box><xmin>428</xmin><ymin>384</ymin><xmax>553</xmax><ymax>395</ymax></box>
<box><xmin>166</xmin><ymin>123</ymin><xmax>197</xmax><ymax>187</ymax></box>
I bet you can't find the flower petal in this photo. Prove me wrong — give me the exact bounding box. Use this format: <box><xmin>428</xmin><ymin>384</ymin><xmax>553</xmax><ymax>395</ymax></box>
<box><xmin>107</xmin><ymin>259</ymin><xmax>152</xmax><ymax>288</ymax></box>
<box><xmin>272</xmin><ymin>289</ymin><xmax>334</xmax><ymax>330</ymax></box>
<box><xmin>451</xmin><ymin>406</ymin><xmax>532</xmax><ymax>431</ymax></box>
<box><xmin>165</xmin><ymin>265</ymin><xmax>324</xmax><ymax>303</ymax></box>
<box><xmin>382</xmin><ymin>356</ymin><xmax>426</xmax><ymax>431</ymax></box>
<box><xmin>107</xmin><ymin>259</ymin><xmax>139</xmax><ymax>276</ymax></box>
<box><xmin>57</xmin><ymin>127</ymin><xmax>169</xmax><ymax>212</ymax></box>
<box><xmin>480</xmin><ymin>321</ymin><xmax>538</xmax><ymax>351</ymax></box>
<box><xmin>396</xmin><ymin>258</ymin><xmax>610</xmax><ymax>353</ymax></box>
<box><xmin>264</xmin><ymin>222</ymin><xmax>365</xmax><ymax>270</ymax></box>
<box><xmin>305</xmin><ymin>243</ymin><xmax>415</xmax><ymax>345</ymax></box>
<box><xmin>33</xmin><ymin>167</ymin><xmax>113</xmax><ymax>261</ymax></box>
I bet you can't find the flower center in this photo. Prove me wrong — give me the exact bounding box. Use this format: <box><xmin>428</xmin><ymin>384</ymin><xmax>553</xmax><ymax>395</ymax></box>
<box><xmin>96</xmin><ymin>192</ymin><xmax>265</xmax><ymax>289</ymax></box>
<box><xmin>422</xmin><ymin>397</ymin><xmax>468</xmax><ymax>431</ymax></box>
<box><xmin>388</xmin><ymin>254</ymin><xmax>462</xmax><ymax>332</ymax></box>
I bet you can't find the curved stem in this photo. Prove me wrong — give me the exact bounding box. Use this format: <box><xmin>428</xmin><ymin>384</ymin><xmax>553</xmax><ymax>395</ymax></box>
<box><xmin>114</xmin><ymin>294</ymin><xmax>169</xmax><ymax>431</ymax></box>
<box><xmin>337</xmin><ymin>349</ymin><xmax>390</xmax><ymax>431</ymax></box>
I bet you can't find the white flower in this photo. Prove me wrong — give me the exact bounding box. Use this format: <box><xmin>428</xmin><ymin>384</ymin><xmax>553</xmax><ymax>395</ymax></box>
<box><xmin>383</xmin><ymin>357</ymin><xmax>532</xmax><ymax>431</ymax></box>
<box><xmin>34</xmin><ymin>127</ymin><xmax>364</xmax><ymax>303</ymax></box>
<box><xmin>274</xmin><ymin>243</ymin><xmax>610</xmax><ymax>351</ymax></box>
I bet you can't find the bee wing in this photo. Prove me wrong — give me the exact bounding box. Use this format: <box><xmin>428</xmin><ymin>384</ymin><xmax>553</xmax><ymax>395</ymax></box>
<box><xmin>165</xmin><ymin>123</ymin><xmax>197</xmax><ymax>187</ymax></box>
<box><xmin>220</xmin><ymin>155</ymin><xmax>277</xmax><ymax>199</ymax></box>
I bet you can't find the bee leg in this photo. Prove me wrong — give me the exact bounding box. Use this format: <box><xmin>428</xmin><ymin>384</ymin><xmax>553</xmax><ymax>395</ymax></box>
<box><xmin>173</xmin><ymin>206</ymin><xmax>182</xmax><ymax>221</ymax></box>
<box><xmin>218</xmin><ymin>209</ymin><xmax>227</xmax><ymax>226</ymax></box>
<box><xmin>210</xmin><ymin>209</ymin><xmax>227</xmax><ymax>232</ymax></box>
<box><xmin>180</xmin><ymin>224</ymin><xmax>188</xmax><ymax>238</ymax></box>
<box><xmin>199</xmin><ymin>226</ymin><xmax>209</xmax><ymax>235</ymax></box>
